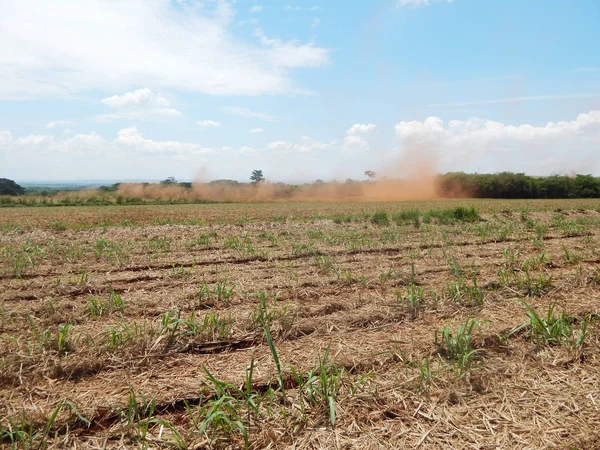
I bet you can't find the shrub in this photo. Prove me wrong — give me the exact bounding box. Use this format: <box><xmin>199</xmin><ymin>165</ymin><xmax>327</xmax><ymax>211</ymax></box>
<box><xmin>371</xmin><ymin>210</ymin><xmax>390</xmax><ymax>226</ymax></box>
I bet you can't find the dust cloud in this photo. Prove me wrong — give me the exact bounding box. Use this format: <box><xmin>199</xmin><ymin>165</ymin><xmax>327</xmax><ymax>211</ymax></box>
<box><xmin>114</xmin><ymin>145</ymin><xmax>449</xmax><ymax>203</ymax></box>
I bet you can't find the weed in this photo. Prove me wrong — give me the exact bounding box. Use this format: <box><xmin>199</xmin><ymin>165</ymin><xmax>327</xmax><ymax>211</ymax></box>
<box><xmin>88</xmin><ymin>290</ymin><xmax>126</xmax><ymax>318</ymax></box>
<box><xmin>314</xmin><ymin>255</ymin><xmax>335</xmax><ymax>274</ymax></box>
<box><xmin>188</xmin><ymin>233</ymin><xmax>214</xmax><ymax>247</ymax></box>
<box><xmin>371</xmin><ymin>210</ymin><xmax>390</xmax><ymax>226</ymax></box>
<box><xmin>148</xmin><ymin>235</ymin><xmax>172</xmax><ymax>253</ymax></box>
<box><xmin>332</xmin><ymin>214</ymin><xmax>353</xmax><ymax>224</ymax></box>
<box><xmin>562</xmin><ymin>245</ymin><xmax>583</xmax><ymax>265</ymax></box>
<box><xmin>445</xmin><ymin>258</ymin><xmax>483</xmax><ymax>305</ymax></box>
<box><xmin>291</xmin><ymin>345</ymin><xmax>342</xmax><ymax>427</ymax></box>
<box><xmin>392</xmin><ymin>209</ymin><xmax>421</xmax><ymax>227</ymax></box>
<box><xmin>417</xmin><ymin>357</ymin><xmax>433</xmax><ymax>392</ymax></box>
<box><xmin>196</xmin><ymin>280</ymin><xmax>236</xmax><ymax>307</ymax></box>
<box><xmin>3</xmin><ymin>241</ymin><xmax>44</xmax><ymax>278</ymax></box>
<box><xmin>397</xmin><ymin>284</ymin><xmax>425</xmax><ymax>320</ymax></box>
<box><xmin>0</xmin><ymin>401</ymin><xmax>89</xmax><ymax>449</ymax></box>
<box><xmin>48</xmin><ymin>220</ymin><xmax>69</xmax><ymax>231</ymax></box>
<box><xmin>521</xmin><ymin>261</ymin><xmax>553</xmax><ymax>296</ymax></box>
<box><xmin>56</xmin><ymin>323</ymin><xmax>73</xmax><ymax>355</ymax></box>
<box><xmin>191</xmin><ymin>371</ymin><xmax>251</xmax><ymax>448</ymax></box>
<box><xmin>94</xmin><ymin>239</ymin><xmax>129</xmax><ymax>266</ymax></box>
<box><xmin>511</xmin><ymin>300</ymin><xmax>589</xmax><ymax>347</ymax></box>
<box><xmin>436</xmin><ymin>318</ymin><xmax>481</xmax><ymax>373</ymax></box>
<box><xmin>225</xmin><ymin>235</ymin><xmax>255</xmax><ymax>257</ymax></box>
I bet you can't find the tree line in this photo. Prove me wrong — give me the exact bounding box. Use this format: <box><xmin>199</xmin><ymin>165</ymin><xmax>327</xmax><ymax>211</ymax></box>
<box><xmin>4</xmin><ymin>172</ymin><xmax>600</xmax><ymax>199</ymax></box>
<box><xmin>437</xmin><ymin>172</ymin><xmax>600</xmax><ymax>199</ymax></box>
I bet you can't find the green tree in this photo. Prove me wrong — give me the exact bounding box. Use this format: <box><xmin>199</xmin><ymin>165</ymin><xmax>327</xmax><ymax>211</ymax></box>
<box><xmin>0</xmin><ymin>178</ymin><xmax>25</xmax><ymax>196</ymax></box>
<box><xmin>250</xmin><ymin>170</ymin><xmax>265</xmax><ymax>184</ymax></box>
<box><xmin>364</xmin><ymin>170</ymin><xmax>377</xmax><ymax>181</ymax></box>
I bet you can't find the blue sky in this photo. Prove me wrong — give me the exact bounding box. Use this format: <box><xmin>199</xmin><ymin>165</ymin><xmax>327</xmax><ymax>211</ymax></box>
<box><xmin>1</xmin><ymin>0</ymin><xmax>599</xmax><ymax>182</ymax></box>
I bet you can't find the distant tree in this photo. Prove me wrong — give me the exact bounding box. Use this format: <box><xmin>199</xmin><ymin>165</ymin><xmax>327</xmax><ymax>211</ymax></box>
<box><xmin>178</xmin><ymin>182</ymin><xmax>192</xmax><ymax>189</ymax></box>
<box><xmin>315</xmin><ymin>179</ymin><xmax>324</xmax><ymax>185</ymax></box>
<box><xmin>161</xmin><ymin>177</ymin><xmax>176</xmax><ymax>184</ymax></box>
<box><xmin>0</xmin><ymin>178</ymin><xmax>25</xmax><ymax>196</ymax></box>
<box><xmin>364</xmin><ymin>170</ymin><xmax>377</xmax><ymax>181</ymax></box>
<box><xmin>210</xmin><ymin>179</ymin><xmax>240</xmax><ymax>185</ymax></box>
<box><xmin>99</xmin><ymin>183</ymin><xmax>120</xmax><ymax>192</ymax></box>
<box><xmin>250</xmin><ymin>170</ymin><xmax>265</xmax><ymax>184</ymax></box>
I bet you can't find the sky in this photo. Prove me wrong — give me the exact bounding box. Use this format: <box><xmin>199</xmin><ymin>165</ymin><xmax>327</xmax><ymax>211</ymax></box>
<box><xmin>1</xmin><ymin>0</ymin><xmax>600</xmax><ymax>183</ymax></box>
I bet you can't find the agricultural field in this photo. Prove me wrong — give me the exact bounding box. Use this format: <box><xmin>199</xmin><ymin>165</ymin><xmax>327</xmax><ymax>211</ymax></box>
<box><xmin>1</xmin><ymin>199</ymin><xmax>600</xmax><ymax>449</ymax></box>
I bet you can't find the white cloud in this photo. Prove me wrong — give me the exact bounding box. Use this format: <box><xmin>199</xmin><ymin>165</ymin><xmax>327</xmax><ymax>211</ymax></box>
<box><xmin>397</xmin><ymin>0</ymin><xmax>453</xmax><ymax>7</ymax></box>
<box><xmin>342</xmin><ymin>135</ymin><xmax>369</xmax><ymax>152</ymax></box>
<box><xmin>284</xmin><ymin>5</ymin><xmax>321</xmax><ymax>11</ymax></box>
<box><xmin>0</xmin><ymin>131</ymin><xmax>13</xmax><ymax>145</ymax></box>
<box><xmin>249</xmin><ymin>128</ymin><xmax>263</xmax><ymax>133</ymax></box>
<box><xmin>94</xmin><ymin>108</ymin><xmax>183</xmax><ymax>122</ymax></box>
<box><xmin>250</xmin><ymin>5</ymin><xmax>263</xmax><ymax>13</ymax></box>
<box><xmin>347</xmin><ymin>123</ymin><xmax>376</xmax><ymax>135</ymax></box>
<box><xmin>6</xmin><ymin>127</ymin><xmax>228</xmax><ymax>158</ymax></box>
<box><xmin>15</xmin><ymin>135</ymin><xmax>53</xmax><ymax>146</ymax></box>
<box><xmin>222</xmin><ymin>106</ymin><xmax>275</xmax><ymax>121</ymax></box>
<box><xmin>101</xmin><ymin>88</ymin><xmax>170</xmax><ymax>108</ymax></box>
<box><xmin>197</xmin><ymin>120</ymin><xmax>221</xmax><ymax>128</ymax></box>
<box><xmin>152</xmin><ymin>108</ymin><xmax>182</xmax><ymax>116</ymax></box>
<box><xmin>311</xmin><ymin>18</ymin><xmax>321</xmax><ymax>28</ymax></box>
<box><xmin>395</xmin><ymin>111</ymin><xmax>600</xmax><ymax>144</ymax></box>
<box><xmin>394</xmin><ymin>111</ymin><xmax>600</xmax><ymax>174</ymax></box>
<box><xmin>425</xmin><ymin>93</ymin><xmax>600</xmax><ymax>108</ymax></box>
<box><xmin>115</xmin><ymin>127</ymin><xmax>221</xmax><ymax>155</ymax></box>
<box><xmin>0</xmin><ymin>1</ymin><xmax>329</xmax><ymax>99</ymax></box>
<box><xmin>96</xmin><ymin>88</ymin><xmax>181</xmax><ymax>121</ymax></box>
<box><xmin>254</xmin><ymin>28</ymin><xmax>330</xmax><ymax>69</ymax></box>
<box><xmin>45</xmin><ymin>120</ymin><xmax>73</xmax><ymax>129</ymax></box>
<box><xmin>240</xmin><ymin>146</ymin><xmax>257</xmax><ymax>153</ymax></box>
<box><xmin>267</xmin><ymin>138</ymin><xmax>329</xmax><ymax>153</ymax></box>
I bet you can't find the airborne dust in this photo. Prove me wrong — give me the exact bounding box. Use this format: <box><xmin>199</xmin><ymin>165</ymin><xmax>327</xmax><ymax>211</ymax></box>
<box><xmin>115</xmin><ymin>144</ymin><xmax>451</xmax><ymax>202</ymax></box>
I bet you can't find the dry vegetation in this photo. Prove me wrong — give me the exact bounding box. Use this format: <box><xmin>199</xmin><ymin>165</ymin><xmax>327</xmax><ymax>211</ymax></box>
<box><xmin>1</xmin><ymin>199</ymin><xmax>600</xmax><ymax>449</ymax></box>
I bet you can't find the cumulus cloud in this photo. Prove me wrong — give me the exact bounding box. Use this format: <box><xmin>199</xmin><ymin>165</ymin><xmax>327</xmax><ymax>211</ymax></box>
<box><xmin>0</xmin><ymin>1</ymin><xmax>330</xmax><ymax>99</ymax></box>
<box><xmin>395</xmin><ymin>111</ymin><xmax>600</xmax><ymax>144</ymax></box>
<box><xmin>342</xmin><ymin>135</ymin><xmax>369</xmax><ymax>153</ymax></box>
<box><xmin>101</xmin><ymin>88</ymin><xmax>170</xmax><ymax>108</ymax></box>
<box><xmin>94</xmin><ymin>108</ymin><xmax>182</xmax><ymax>122</ymax></box>
<box><xmin>395</xmin><ymin>110</ymin><xmax>600</xmax><ymax>174</ymax></box>
<box><xmin>254</xmin><ymin>28</ymin><xmax>330</xmax><ymax>69</ymax></box>
<box><xmin>45</xmin><ymin>120</ymin><xmax>73</xmax><ymax>129</ymax></box>
<box><xmin>1</xmin><ymin>128</ymin><xmax>239</xmax><ymax>179</ymax></box>
<box><xmin>249</xmin><ymin>128</ymin><xmax>264</xmax><ymax>133</ymax></box>
<box><xmin>95</xmin><ymin>88</ymin><xmax>181</xmax><ymax>122</ymax></box>
<box><xmin>240</xmin><ymin>146</ymin><xmax>257</xmax><ymax>153</ymax></box>
<box><xmin>0</xmin><ymin>131</ymin><xmax>13</xmax><ymax>145</ymax></box>
<box><xmin>250</xmin><ymin>5</ymin><xmax>263</xmax><ymax>13</ymax></box>
<box><xmin>197</xmin><ymin>120</ymin><xmax>221</xmax><ymax>128</ymax></box>
<box><xmin>4</xmin><ymin>127</ymin><xmax>230</xmax><ymax>160</ymax></box>
<box><xmin>397</xmin><ymin>0</ymin><xmax>453</xmax><ymax>7</ymax></box>
<box><xmin>341</xmin><ymin>123</ymin><xmax>376</xmax><ymax>152</ymax></box>
<box><xmin>347</xmin><ymin>123</ymin><xmax>377</xmax><ymax>135</ymax></box>
<box><xmin>222</xmin><ymin>106</ymin><xmax>275</xmax><ymax>121</ymax></box>
<box><xmin>115</xmin><ymin>127</ymin><xmax>222</xmax><ymax>155</ymax></box>
<box><xmin>267</xmin><ymin>138</ymin><xmax>330</xmax><ymax>153</ymax></box>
